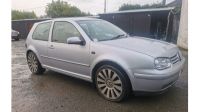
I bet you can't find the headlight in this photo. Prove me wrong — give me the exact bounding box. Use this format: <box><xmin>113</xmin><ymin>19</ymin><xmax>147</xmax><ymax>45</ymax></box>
<box><xmin>154</xmin><ymin>57</ymin><xmax>171</xmax><ymax>70</ymax></box>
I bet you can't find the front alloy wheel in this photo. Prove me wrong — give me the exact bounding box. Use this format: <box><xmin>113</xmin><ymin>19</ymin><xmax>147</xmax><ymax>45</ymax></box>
<box><xmin>95</xmin><ymin>65</ymin><xmax>130</xmax><ymax>102</ymax></box>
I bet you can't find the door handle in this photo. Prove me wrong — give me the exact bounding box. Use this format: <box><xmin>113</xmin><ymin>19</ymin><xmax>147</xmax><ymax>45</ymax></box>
<box><xmin>49</xmin><ymin>45</ymin><xmax>54</xmax><ymax>49</ymax></box>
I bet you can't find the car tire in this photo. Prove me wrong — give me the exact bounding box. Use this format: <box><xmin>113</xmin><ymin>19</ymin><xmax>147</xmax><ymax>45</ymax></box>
<box><xmin>95</xmin><ymin>64</ymin><xmax>131</xmax><ymax>102</ymax></box>
<box><xmin>27</xmin><ymin>51</ymin><xmax>45</xmax><ymax>74</ymax></box>
<box><xmin>15</xmin><ymin>37</ymin><xmax>19</xmax><ymax>41</ymax></box>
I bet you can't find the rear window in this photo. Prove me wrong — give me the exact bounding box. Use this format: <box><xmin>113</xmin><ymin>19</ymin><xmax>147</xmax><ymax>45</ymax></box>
<box><xmin>32</xmin><ymin>22</ymin><xmax>52</xmax><ymax>41</ymax></box>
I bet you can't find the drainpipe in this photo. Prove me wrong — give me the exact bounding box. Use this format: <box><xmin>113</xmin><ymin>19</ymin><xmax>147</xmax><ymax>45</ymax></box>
<box><xmin>165</xmin><ymin>10</ymin><xmax>172</xmax><ymax>41</ymax></box>
<box><xmin>104</xmin><ymin>0</ymin><xmax>107</xmax><ymax>13</ymax></box>
<box><xmin>162</xmin><ymin>0</ymin><xmax>166</xmax><ymax>5</ymax></box>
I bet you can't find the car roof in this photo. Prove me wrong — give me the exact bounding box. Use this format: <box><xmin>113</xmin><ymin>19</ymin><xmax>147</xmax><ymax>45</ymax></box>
<box><xmin>35</xmin><ymin>17</ymin><xmax>101</xmax><ymax>25</ymax></box>
<box><xmin>53</xmin><ymin>17</ymin><xmax>101</xmax><ymax>21</ymax></box>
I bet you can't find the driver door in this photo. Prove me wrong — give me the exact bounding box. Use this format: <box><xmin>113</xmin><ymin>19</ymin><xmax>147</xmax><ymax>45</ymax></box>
<box><xmin>46</xmin><ymin>21</ymin><xmax>90</xmax><ymax>76</ymax></box>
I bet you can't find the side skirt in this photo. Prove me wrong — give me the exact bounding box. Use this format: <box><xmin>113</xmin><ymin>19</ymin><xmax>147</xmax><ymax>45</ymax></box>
<box><xmin>42</xmin><ymin>65</ymin><xmax>92</xmax><ymax>82</ymax></box>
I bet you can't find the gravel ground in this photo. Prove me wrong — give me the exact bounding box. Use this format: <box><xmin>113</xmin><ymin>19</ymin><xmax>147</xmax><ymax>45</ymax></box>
<box><xmin>12</xmin><ymin>40</ymin><xmax>188</xmax><ymax>112</ymax></box>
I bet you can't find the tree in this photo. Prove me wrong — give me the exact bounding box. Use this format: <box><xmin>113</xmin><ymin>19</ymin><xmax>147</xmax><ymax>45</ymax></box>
<box><xmin>12</xmin><ymin>10</ymin><xmax>37</xmax><ymax>20</ymax></box>
<box><xmin>119</xmin><ymin>3</ymin><xmax>165</xmax><ymax>11</ymax></box>
<box><xmin>45</xmin><ymin>0</ymin><xmax>91</xmax><ymax>18</ymax></box>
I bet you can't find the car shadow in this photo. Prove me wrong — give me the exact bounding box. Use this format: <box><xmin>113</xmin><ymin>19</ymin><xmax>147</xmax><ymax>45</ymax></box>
<box><xmin>30</xmin><ymin>69</ymin><xmax>181</xmax><ymax>104</ymax></box>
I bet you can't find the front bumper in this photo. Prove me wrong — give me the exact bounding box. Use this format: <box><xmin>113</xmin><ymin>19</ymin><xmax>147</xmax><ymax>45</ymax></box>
<box><xmin>129</xmin><ymin>57</ymin><xmax>185</xmax><ymax>92</ymax></box>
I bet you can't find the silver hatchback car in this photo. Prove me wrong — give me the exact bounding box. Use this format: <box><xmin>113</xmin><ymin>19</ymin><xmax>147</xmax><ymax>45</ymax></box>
<box><xmin>26</xmin><ymin>17</ymin><xmax>185</xmax><ymax>102</ymax></box>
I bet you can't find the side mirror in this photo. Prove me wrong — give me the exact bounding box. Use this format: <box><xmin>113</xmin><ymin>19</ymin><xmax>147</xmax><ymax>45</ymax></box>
<box><xmin>66</xmin><ymin>37</ymin><xmax>85</xmax><ymax>45</ymax></box>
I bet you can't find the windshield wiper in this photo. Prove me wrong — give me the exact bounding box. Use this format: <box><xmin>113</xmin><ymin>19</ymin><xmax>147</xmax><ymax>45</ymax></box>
<box><xmin>110</xmin><ymin>34</ymin><xmax>127</xmax><ymax>40</ymax></box>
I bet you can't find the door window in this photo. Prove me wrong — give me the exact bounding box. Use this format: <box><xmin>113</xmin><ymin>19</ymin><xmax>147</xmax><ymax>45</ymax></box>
<box><xmin>52</xmin><ymin>21</ymin><xmax>81</xmax><ymax>43</ymax></box>
<box><xmin>32</xmin><ymin>22</ymin><xmax>51</xmax><ymax>41</ymax></box>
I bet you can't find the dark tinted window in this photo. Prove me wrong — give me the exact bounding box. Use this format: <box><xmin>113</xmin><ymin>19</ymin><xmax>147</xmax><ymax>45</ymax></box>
<box><xmin>52</xmin><ymin>21</ymin><xmax>81</xmax><ymax>43</ymax></box>
<box><xmin>32</xmin><ymin>22</ymin><xmax>51</xmax><ymax>41</ymax></box>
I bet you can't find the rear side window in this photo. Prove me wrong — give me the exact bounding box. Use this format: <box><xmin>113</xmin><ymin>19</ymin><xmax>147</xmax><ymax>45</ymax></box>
<box><xmin>52</xmin><ymin>21</ymin><xmax>81</xmax><ymax>43</ymax></box>
<box><xmin>32</xmin><ymin>22</ymin><xmax>51</xmax><ymax>41</ymax></box>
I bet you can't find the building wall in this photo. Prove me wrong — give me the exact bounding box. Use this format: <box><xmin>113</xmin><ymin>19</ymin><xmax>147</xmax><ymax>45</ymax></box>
<box><xmin>100</xmin><ymin>11</ymin><xmax>178</xmax><ymax>43</ymax></box>
<box><xmin>177</xmin><ymin>0</ymin><xmax>188</xmax><ymax>49</ymax></box>
<box><xmin>100</xmin><ymin>12</ymin><xmax>153</xmax><ymax>37</ymax></box>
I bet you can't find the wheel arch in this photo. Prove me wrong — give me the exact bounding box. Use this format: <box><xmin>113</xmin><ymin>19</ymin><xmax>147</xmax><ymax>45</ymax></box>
<box><xmin>91</xmin><ymin>60</ymin><xmax>132</xmax><ymax>90</ymax></box>
<box><xmin>26</xmin><ymin>49</ymin><xmax>33</xmax><ymax>57</ymax></box>
<box><xmin>26</xmin><ymin>46</ymin><xmax>42</xmax><ymax>64</ymax></box>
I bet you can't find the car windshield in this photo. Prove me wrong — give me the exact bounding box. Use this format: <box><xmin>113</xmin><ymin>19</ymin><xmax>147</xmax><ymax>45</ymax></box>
<box><xmin>77</xmin><ymin>20</ymin><xmax>127</xmax><ymax>41</ymax></box>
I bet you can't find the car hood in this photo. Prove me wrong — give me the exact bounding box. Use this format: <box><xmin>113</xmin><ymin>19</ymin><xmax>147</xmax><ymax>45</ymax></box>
<box><xmin>100</xmin><ymin>36</ymin><xmax>178</xmax><ymax>57</ymax></box>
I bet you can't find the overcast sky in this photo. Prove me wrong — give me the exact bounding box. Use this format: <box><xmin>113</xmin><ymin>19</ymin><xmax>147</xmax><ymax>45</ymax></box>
<box><xmin>12</xmin><ymin>0</ymin><xmax>175</xmax><ymax>16</ymax></box>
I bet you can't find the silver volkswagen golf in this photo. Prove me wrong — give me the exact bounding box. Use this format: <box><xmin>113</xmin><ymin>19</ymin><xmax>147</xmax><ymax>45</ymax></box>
<box><xmin>26</xmin><ymin>17</ymin><xmax>185</xmax><ymax>102</ymax></box>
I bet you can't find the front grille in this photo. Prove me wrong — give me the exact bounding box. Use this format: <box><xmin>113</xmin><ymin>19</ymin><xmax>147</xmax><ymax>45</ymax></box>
<box><xmin>170</xmin><ymin>53</ymin><xmax>181</xmax><ymax>64</ymax></box>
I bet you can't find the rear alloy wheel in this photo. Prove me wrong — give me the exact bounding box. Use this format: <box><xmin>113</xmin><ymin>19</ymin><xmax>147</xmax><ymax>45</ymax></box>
<box><xmin>27</xmin><ymin>52</ymin><xmax>45</xmax><ymax>74</ymax></box>
<box><xmin>95</xmin><ymin>65</ymin><xmax>130</xmax><ymax>102</ymax></box>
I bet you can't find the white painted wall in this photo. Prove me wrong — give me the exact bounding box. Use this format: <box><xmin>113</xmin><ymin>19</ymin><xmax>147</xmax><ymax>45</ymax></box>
<box><xmin>177</xmin><ymin>0</ymin><xmax>188</xmax><ymax>49</ymax></box>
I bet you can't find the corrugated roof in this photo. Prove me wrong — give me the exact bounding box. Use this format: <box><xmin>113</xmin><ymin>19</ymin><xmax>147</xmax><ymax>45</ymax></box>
<box><xmin>166</xmin><ymin>0</ymin><xmax>182</xmax><ymax>6</ymax></box>
<box><xmin>100</xmin><ymin>7</ymin><xmax>175</xmax><ymax>15</ymax></box>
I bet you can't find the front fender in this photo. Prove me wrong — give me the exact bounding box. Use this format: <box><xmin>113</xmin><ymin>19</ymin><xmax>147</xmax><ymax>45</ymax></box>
<box><xmin>91</xmin><ymin>54</ymin><xmax>129</xmax><ymax>70</ymax></box>
<box><xmin>90</xmin><ymin>54</ymin><xmax>133</xmax><ymax>81</ymax></box>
